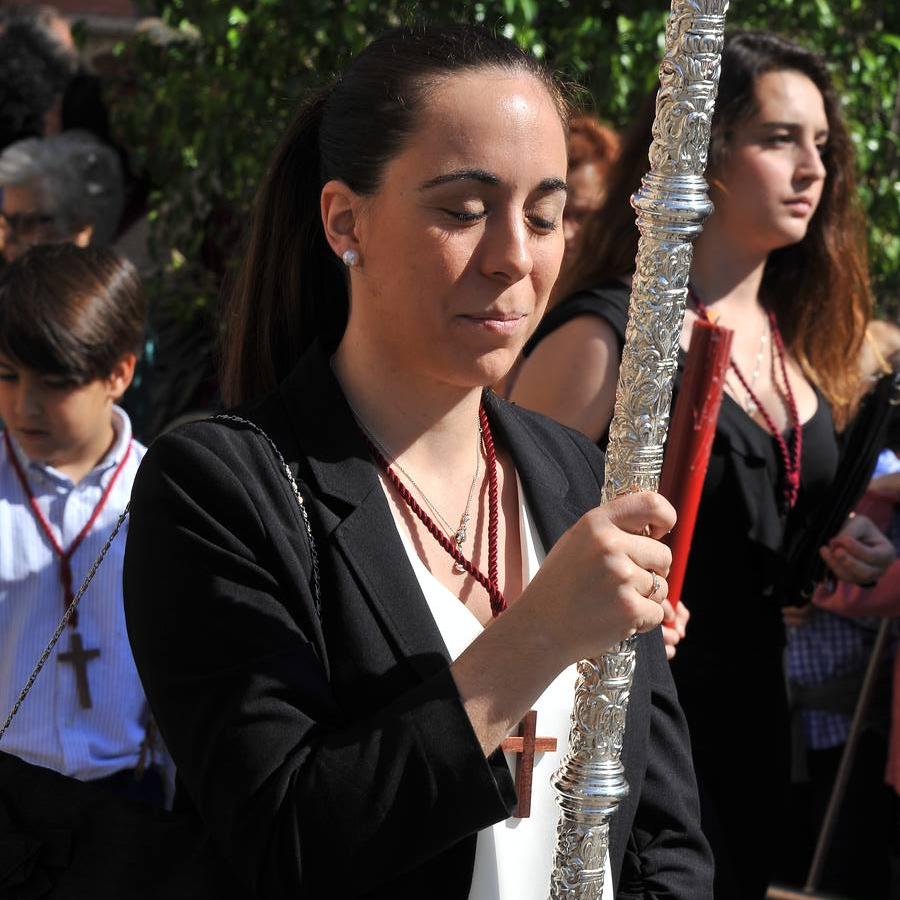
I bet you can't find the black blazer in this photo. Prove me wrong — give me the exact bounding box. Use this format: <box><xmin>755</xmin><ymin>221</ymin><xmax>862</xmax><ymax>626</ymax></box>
<box><xmin>123</xmin><ymin>342</ymin><xmax>713</xmax><ymax>899</ymax></box>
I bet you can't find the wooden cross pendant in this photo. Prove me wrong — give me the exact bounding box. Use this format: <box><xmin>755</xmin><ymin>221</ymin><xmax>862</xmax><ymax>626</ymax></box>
<box><xmin>58</xmin><ymin>632</ymin><xmax>100</xmax><ymax>709</ymax></box>
<box><xmin>500</xmin><ymin>709</ymin><xmax>558</xmax><ymax>818</ymax></box>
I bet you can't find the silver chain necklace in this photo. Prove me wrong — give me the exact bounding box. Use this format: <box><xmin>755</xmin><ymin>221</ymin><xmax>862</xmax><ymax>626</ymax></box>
<box><xmin>742</xmin><ymin>317</ymin><xmax>770</xmax><ymax>415</ymax></box>
<box><xmin>345</xmin><ymin>399</ymin><xmax>483</xmax><ymax>573</ymax></box>
<box><xmin>726</xmin><ymin>315</ymin><xmax>770</xmax><ymax>415</ymax></box>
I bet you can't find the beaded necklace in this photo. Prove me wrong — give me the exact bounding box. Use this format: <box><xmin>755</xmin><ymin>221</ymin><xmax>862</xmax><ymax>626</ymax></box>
<box><xmin>361</xmin><ymin>418</ymin><xmax>481</xmax><ymax>574</ymax></box>
<box><xmin>358</xmin><ymin>404</ymin><xmax>507</xmax><ymax>617</ymax></box>
<box><xmin>4</xmin><ymin>430</ymin><xmax>134</xmax><ymax>627</ymax></box>
<box><xmin>690</xmin><ymin>289</ymin><xmax>802</xmax><ymax>511</ymax></box>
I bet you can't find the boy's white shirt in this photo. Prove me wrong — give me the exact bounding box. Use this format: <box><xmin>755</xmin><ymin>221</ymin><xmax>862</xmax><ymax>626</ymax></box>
<box><xmin>0</xmin><ymin>406</ymin><xmax>164</xmax><ymax>785</ymax></box>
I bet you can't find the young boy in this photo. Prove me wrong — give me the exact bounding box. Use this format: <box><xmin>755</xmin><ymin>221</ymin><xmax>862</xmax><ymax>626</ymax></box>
<box><xmin>0</xmin><ymin>242</ymin><xmax>162</xmax><ymax>803</ymax></box>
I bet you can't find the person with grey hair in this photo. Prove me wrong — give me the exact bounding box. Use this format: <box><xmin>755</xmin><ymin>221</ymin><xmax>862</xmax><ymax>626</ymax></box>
<box><xmin>0</xmin><ymin>129</ymin><xmax>124</xmax><ymax>262</ymax></box>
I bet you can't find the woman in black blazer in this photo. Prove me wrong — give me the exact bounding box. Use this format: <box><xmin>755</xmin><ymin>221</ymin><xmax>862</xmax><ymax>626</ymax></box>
<box><xmin>123</xmin><ymin>25</ymin><xmax>712</xmax><ymax>899</ymax></box>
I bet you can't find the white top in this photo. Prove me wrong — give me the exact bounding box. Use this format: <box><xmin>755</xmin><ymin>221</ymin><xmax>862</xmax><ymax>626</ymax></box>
<box><xmin>0</xmin><ymin>406</ymin><xmax>152</xmax><ymax>781</ymax></box>
<box><xmin>396</xmin><ymin>475</ymin><xmax>613</xmax><ymax>899</ymax></box>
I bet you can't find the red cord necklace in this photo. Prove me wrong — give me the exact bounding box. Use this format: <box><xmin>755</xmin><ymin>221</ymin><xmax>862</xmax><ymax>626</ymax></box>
<box><xmin>4</xmin><ymin>430</ymin><xmax>134</xmax><ymax>627</ymax></box>
<box><xmin>363</xmin><ymin>404</ymin><xmax>507</xmax><ymax>617</ymax></box>
<box><xmin>690</xmin><ymin>289</ymin><xmax>802</xmax><ymax>512</ymax></box>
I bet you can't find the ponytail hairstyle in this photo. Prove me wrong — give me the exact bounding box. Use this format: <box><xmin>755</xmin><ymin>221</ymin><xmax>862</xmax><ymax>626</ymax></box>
<box><xmin>222</xmin><ymin>24</ymin><xmax>569</xmax><ymax>406</ymax></box>
<box><xmin>558</xmin><ymin>31</ymin><xmax>872</xmax><ymax>429</ymax></box>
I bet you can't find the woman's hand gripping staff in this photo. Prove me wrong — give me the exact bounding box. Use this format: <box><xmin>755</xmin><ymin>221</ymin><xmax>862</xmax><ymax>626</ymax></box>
<box><xmin>451</xmin><ymin>490</ymin><xmax>674</xmax><ymax>756</ymax></box>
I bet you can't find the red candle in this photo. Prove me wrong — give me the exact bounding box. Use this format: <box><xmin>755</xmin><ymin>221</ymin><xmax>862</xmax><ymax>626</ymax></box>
<box><xmin>660</xmin><ymin>318</ymin><xmax>733</xmax><ymax>609</ymax></box>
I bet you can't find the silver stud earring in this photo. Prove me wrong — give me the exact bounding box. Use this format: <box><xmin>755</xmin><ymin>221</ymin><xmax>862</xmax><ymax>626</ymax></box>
<box><xmin>342</xmin><ymin>248</ymin><xmax>360</xmax><ymax>267</ymax></box>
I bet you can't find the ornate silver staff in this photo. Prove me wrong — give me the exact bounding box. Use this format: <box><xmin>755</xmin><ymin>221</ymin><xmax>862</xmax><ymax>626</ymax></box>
<box><xmin>549</xmin><ymin>2</ymin><xmax>729</xmax><ymax>896</ymax></box>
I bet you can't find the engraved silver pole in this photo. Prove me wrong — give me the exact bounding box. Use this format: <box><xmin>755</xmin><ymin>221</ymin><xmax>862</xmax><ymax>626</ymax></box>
<box><xmin>549</xmin><ymin>2</ymin><xmax>729</xmax><ymax>896</ymax></box>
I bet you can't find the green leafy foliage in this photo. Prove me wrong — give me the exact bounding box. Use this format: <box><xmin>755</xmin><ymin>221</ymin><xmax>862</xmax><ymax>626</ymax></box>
<box><xmin>108</xmin><ymin>0</ymin><xmax>900</xmax><ymax>316</ymax></box>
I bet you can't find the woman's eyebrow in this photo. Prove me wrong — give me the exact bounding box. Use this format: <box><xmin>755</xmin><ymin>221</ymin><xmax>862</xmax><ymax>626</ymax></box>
<box><xmin>418</xmin><ymin>170</ymin><xmax>567</xmax><ymax>194</ymax></box>
<box><xmin>419</xmin><ymin>169</ymin><xmax>499</xmax><ymax>190</ymax></box>
<box><xmin>535</xmin><ymin>177</ymin><xmax>567</xmax><ymax>194</ymax></box>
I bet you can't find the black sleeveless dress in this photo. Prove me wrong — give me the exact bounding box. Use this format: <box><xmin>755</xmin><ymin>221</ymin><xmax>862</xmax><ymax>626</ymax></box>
<box><xmin>523</xmin><ymin>283</ymin><xmax>840</xmax><ymax>900</ymax></box>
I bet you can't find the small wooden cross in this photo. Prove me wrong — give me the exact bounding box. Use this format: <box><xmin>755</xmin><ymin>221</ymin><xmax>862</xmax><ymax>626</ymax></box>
<box><xmin>58</xmin><ymin>632</ymin><xmax>100</xmax><ymax>709</ymax></box>
<box><xmin>500</xmin><ymin>710</ymin><xmax>558</xmax><ymax>818</ymax></box>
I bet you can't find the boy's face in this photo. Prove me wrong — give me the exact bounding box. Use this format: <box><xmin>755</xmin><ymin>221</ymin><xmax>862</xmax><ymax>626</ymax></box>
<box><xmin>0</xmin><ymin>355</ymin><xmax>136</xmax><ymax>477</ymax></box>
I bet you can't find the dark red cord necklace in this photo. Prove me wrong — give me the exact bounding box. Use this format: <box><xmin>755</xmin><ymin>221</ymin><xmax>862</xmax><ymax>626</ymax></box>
<box><xmin>4</xmin><ymin>430</ymin><xmax>134</xmax><ymax>627</ymax></box>
<box><xmin>365</xmin><ymin>404</ymin><xmax>507</xmax><ymax>617</ymax></box>
<box><xmin>690</xmin><ymin>289</ymin><xmax>802</xmax><ymax>512</ymax></box>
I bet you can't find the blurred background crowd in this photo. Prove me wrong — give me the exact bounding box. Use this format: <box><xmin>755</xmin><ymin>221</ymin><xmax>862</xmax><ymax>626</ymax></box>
<box><xmin>1</xmin><ymin>0</ymin><xmax>898</xmax><ymax>445</ymax></box>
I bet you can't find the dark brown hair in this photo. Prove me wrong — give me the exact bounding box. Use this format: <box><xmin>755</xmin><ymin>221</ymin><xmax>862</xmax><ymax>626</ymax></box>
<box><xmin>559</xmin><ymin>31</ymin><xmax>872</xmax><ymax>428</ymax></box>
<box><xmin>0</xmin><ymin>242</ymin><xmax>145</xmax><ymax>383</ymax></box>
<box><xmin>557</xmin><ymin>92</ymin><xmax>656</xmax><ymax>296</ymax></box>
<box><xmin>221</xmin><ymin>24</ymin><xmax>570</xmax><ymax>407</ymax></box>
<box><xmin>567</xmin><ymin>113</ymin><xmax>620</xmax><ymax>171</ymax></box>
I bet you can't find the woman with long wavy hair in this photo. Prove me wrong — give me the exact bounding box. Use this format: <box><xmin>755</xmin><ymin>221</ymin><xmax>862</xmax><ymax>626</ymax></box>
<box><xmin>512</xmin><ymin>31</ymin><xmax>894</xmax><ymax>899</ymax></box>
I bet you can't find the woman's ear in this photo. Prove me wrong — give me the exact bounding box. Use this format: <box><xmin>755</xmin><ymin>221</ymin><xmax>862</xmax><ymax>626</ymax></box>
<box><xmin>321</xmin><ymin>179</ymin><xmax>363</xmax><ymax>264</ymax></box>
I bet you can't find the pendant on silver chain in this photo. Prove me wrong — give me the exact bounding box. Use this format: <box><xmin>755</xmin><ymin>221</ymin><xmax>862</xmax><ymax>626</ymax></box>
<box><xmin>453</xmin><ymin>514</ymin><xmax>470</xmax><ymax>573</ymax></box>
